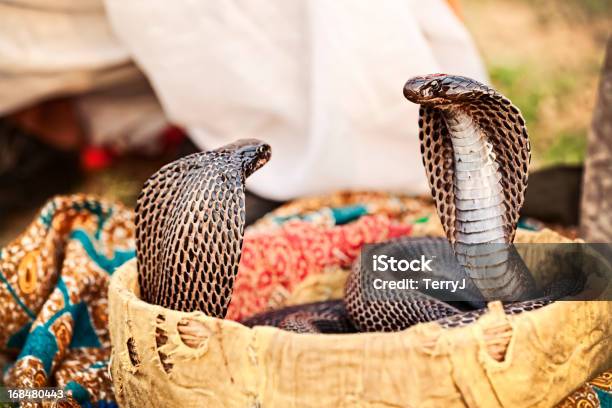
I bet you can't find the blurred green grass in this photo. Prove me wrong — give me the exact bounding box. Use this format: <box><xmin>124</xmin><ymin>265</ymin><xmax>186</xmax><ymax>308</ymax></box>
<box><xmin>543</xmin><ymin>129</ymin><xmax>588</xmax><ymax>165</ymax></box>
<box><xmin>463</xmin><ymin>0</ymin><xmax>611</xmax><ymax>168</ymax></box>
<box><xmin>488</xmin><ymin>65</ymin><xmax>542</xmax><ymax>125</ymax></box>
<box><xmin>526</xmin><ymin>0</ymin><xmax>612</xmax><ymax>19</ymax></box>
<box><xmin>488</xmin><ymin>63</ymin><xmax>590</xmax><ymax>165</ymax></box>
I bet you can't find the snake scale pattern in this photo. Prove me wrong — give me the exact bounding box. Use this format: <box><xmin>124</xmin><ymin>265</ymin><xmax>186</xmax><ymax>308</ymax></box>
<box><xmin>135</xmin><ymin>139</ymin><xmax>271</xmax><ymax>315</ymax></box>
<box><xmin>135</xmin><ymin>74</ymin><xmax>573</xmax><ymax>334</ymax></box>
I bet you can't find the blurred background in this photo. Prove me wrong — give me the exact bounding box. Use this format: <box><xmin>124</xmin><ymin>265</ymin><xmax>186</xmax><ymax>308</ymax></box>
<box><xmin>464</xmin><ymin>0</ymin><xmax>610</xmax><ymax>167</ymax></box>
<box><xmin>0</xmin><ymin>0</ymin><xmax>610</xmax><ymax>245</ymax></box>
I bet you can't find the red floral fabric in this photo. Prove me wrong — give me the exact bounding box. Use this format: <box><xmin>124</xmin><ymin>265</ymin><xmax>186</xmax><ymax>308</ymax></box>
<box><xmin>228</xmin><ymin>214</ymin><xmax>412</xmax><ymax>321</ymax></box>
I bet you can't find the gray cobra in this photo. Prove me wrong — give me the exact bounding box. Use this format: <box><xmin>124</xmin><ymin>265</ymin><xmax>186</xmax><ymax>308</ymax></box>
<box><xmin>135</xmin><ymin>75</ymin><xmax>576</xmax><ymax>333</ymax></box>
<box><xmin>403</xmin><ymin>73</ymin><xmax>533</xmax><ymax>302</ymax></box>
<box><xmin>342</xmin><ymin>74</ymin><xmax>541</xmax><ymax>332</ymax></box>
<box><xmin>247</xmin><ymin>74</ymin><xmax>572</xmax><ymax>333</ymax></box>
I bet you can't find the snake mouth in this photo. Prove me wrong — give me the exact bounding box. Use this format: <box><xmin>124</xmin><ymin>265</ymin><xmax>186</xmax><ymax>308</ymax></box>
<box><xmin>404</xmin><ymin>87</ymin><xmax>452</xmax><ymax>107</ymax></box>
<box><xmin>248</xmin><ymin>143</ymin><xmax>271</xmax><ymax>176</ymax></box>
<box><xmin>416</xmin><ymin>98</ymin><xmax>453</xmax><ymax>107</ymax></box>
<box><xmin>230</xmin><ymin>139</ymin><xmax>271</xmax><ymax>178</ymax></box>
<box><xmin>404</xmin><ymin>74</ymin><xmax>448</xmax><ymax>105</ymax></box>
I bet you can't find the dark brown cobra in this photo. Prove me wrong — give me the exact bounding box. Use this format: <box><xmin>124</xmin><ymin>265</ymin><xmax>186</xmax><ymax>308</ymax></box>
<box><xmin>135</xmin><ymin>139</ymin><xmax>271</xmax><ymax>315</ymax></box>
<box><xmin>135</xmin><ymin>75</ymin><xmax>575</xmax><ymax>334</ymax></box>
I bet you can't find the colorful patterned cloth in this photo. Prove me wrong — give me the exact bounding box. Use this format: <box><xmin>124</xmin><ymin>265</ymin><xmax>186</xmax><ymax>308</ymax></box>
<box><xmin>1</xmin><ymin>195</ymin><xmax>135</xmax><ymax>408</ymax></box>
<box><xmin>0</xmin><ymin>194</ymin><xmax>418</xmax><ymax>406</ymax></box>
<box><xmin>230</xmin><ymin>213</ymin><xmax>411</xmax><ymax>320</ymax></box>
<box><xmin>556</xmin><ymin>370</ymin><xmax>612</xmax><ymax>407</ymax></box>
<box><xmin>0</xmin><ymin>193</ymin><xmax>608</xmax><ymax>407</ymax></box>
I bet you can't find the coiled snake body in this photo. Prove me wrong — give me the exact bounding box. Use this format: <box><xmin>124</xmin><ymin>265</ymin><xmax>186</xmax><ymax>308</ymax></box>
<box><xmin>135</xmin><ymin>75</ymin><xmax>573</xmax><ymax>333</ymax></box>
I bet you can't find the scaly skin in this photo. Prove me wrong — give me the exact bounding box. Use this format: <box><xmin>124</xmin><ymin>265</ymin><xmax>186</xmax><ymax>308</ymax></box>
<box><xmin>248</xmin><ymin>75</ymin><xmax>563</xmax><ymax>333</ymax></box>
<box><xmin>135</xmin><ymin>139</ymin><xmax>271</xmax><ymax>315</ymax></box>
<box><xmin>137</xmin><ymin>76</ymin><xmax>573</xmax><ymax>333</ymax></box>
<box><xmin>402</xmin><ymin>74</ymin><xmax>533</xmax><ymax>302</ymax></box>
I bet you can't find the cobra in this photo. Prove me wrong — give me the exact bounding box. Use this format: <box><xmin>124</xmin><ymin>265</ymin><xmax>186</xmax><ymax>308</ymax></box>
<box><xmin>342</xmin><ymin>74</ymin><xmax>541</xmax><ymax>332</ymax></box>
<box><xmin>135</xmin><ymin>139</ymin><xmax>271</xmax><ymax>315</ymax></box>
<box><xmin>135</xmin><ymin>75</ymin><xmax>576</xmax><ymax>333</ymax></box>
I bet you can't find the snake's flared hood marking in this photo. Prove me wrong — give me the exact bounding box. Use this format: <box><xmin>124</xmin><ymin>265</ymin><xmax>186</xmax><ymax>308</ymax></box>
<box><xmin>403</xmin><ymin>74</ymin><xmax>530</xmax><ymax>244</ymax></box>
<box><xmin>135</xmin><ymin>139</ymin><xmax>271</xmax><ymax>315</ymax></box>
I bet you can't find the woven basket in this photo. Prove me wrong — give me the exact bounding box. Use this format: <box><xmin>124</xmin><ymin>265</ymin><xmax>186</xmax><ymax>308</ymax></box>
<box><xmin>108</xmin><ymin>229</ymin><xmax>611</xmax><ymax>407</ymax></box>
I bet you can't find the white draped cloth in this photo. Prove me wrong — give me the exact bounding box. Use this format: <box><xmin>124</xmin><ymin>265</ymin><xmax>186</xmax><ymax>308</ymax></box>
<box><xmin>0</xmin><ymin>0</ymin><xmax>166</xmax><ymax>151</ymax></box>
<box><xmin>0</xmin><ymin>0</ymin><xmax>487</xmax><ymax>199</ymax></box>
<box><xmin>104</xmin><ymin>0</ymin><xmax>487</xmax><ymax>200</ymax></box>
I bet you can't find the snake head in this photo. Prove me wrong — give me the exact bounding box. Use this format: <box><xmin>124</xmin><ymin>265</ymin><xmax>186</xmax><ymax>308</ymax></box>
<box><xmin>403</xmin><ymin>74</ymin><xmax>489</xmax><ymax>106</ymax></box>
<box><xmin>220</xmin><ymin>138</ymin><xmax>272</xmax><ymax>178</ymax></box>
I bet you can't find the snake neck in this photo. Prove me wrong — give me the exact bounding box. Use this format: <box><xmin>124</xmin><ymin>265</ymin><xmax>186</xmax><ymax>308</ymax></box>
<box><xmin>445</xmin><ymin>110</ymin><xmax>506</xmax><ymax>244</ymax></box>
<box><xmin>443</xmin><ymin>109</ymin><xmax>526</xmax><ymax>300</ymax></box>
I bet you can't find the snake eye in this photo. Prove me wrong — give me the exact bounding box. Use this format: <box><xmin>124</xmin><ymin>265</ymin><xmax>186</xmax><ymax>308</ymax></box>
<box><xmin>420</xmin><ymin>80</ymin><xmax>442</xmax><ymax>98</ymax></box>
